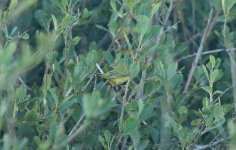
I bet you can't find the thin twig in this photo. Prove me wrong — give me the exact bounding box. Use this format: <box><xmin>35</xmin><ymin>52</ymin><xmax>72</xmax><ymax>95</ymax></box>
<box><xmin>193</xmin><ymin>139</ymin><xmax>224</xmax><ymax>150</ymax></box>
<box><xmin>121</xmin><ymin>137</ymin><xmax>128</xmax><ymax>150</ymax></box>
<box><xmin>222</xmin><ymin>9</ymin><xmax>236</xmax><ymax>111</ymax></box>
<box><xmin>67</xmin><ymin>122</ymin><xmax>88</xmax><ymax>143</ymax></box>
<box><xmin>184</xmin><ymin>9</ymin><xmax>218</xmax><ymax>92</ymax></box>
<box><xmin>81</xmin><ymin>76</ymin><xmax>94</xmax><ymax>91</ymax></box>
<box><xmin>65</xmin><ymin>87</ymin><xmax>73</xmax><ymax>97</ymax></box>
<box><xmin>178</xmin><ymin>48</ymin><xmax>236</xmax><ymax>61</ymax></box>
<box><xmin>68</xmin><ymin>113</ymin><xmax>85</xmax><ymax>136</ymax></box>
<box><xmin>96</xmin><ymin>63</ymin><xmax>104</xmax><ymax>73</ymax></box>
<box><xmin>189</xmin><ymin>123</ymin><xmax>206</xmax><ymax>150</ymax></box>
<box><xmin>118</xmin><ymin>79</ymin><xmax>130</xmax><ymax>144</ymax></box>
<box><xmin>214</xmin><ymin>86</ymin><xmax>232</xmax><ymax>103</ymax></box>
<box><xmin>18</xmin><ymin>77</ymin><xmax>32</xmax><ymax>91</ymax></box>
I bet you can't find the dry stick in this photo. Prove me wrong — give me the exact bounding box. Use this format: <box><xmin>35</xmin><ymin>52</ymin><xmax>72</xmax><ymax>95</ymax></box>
<box><xmin>119</xmin><ymin>79</ymin><xmax>130</xmax><ymax>129</ymax></box>
<box><xmin>68</xmin><ymin>78</ymin><xmax>99</xmax><ymax>143</ymax></box>
<box><xmin>67</xmin><ymin>122</ymin><xmax>88</xmax><ymax>143</ymax></box>
<box><xmin>177</xmin><ymin>2</ymin><xmax>198</xmax><ymax>49</ymax></box>
<box><xmin>183</xmin><ymin>9</ymin><xmax>218</xmax><ymax>92</ymax></box>
<box><xmin>118</xmin><ymin>79</ymin><xmax>130</xmax><ymax>147</ymax></box>
<box><xmin>178</xmin><ymin>48</ymin><xmax>236</xmax><ymax>62</ymax></box>
<box><xmin>194</xmin><ymin>139</ymin><xmax>224</xmax><ymax>150</ymax></box>
<box><xmin>189</xmin><ymin>123</ymin><xmax>206</xmax><ymax>150</ymax></box>
<box><xmin>194</xmin><ymin>130</ymin><xmax>225</xmax><ymax>150</ymax></box>
<box><xmin>121</xmin><ymin>137</ymin><xmax>128</xmax><ymax>150</ymax></box>
<box><xmin>0</xmin><ymin>22</ymin><xmax>3</xmax><ymax>48</ymax></box>
<box><xmin>18</xmin><ymin>77</ymin><xmax>32</xmax><ymax>91</ymax></box>
<box><xmin>68</xmin><ymin>76</ymin><xmax>94</xmax><ymax>136</ymax></box>
<box><xmin>81</xmin><ymin>75</ymin><xmax>94</xmax><ymax>91</ymax></box>
<box><xmin>223</xmin><ymin>14</ymin><xmax>236</xmax><ymax>111</ymax></box>
<box><xmin>69</xmin><ymin>113</ymin><xmax>85</xmax><ymax>136</ymax></box>
<box><xmin>228</xmin><ymin>51</ymin><xmax>236</xmax><ymax>110</ymax></box>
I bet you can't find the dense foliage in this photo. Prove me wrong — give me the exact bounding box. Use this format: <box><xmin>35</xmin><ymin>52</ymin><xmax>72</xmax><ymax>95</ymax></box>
<box><xmin>0</xmin><ymin>0</ymin><xmax>236</xmax><ymax>149</ymax></box>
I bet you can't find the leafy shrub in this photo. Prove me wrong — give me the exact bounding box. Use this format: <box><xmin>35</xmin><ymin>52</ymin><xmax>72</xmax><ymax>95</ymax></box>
<box><xmin>0</xmin><ymin>0</ymin><xmax>236</xmax><ymax>149</ymax></box>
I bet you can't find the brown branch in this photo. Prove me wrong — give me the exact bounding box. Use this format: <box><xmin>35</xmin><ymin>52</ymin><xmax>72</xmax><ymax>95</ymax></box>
<box><xmin>183</xmin><ymin>9</ymin><xmax>218</xmax><ymax>92</ymax></box>
<box><xmin>178</xmin><ymin>48</ymin><xmax>236</xmax><ymax>62</ymax></box>
<box><xmin>118</xmin><ymin>79</ymin><xmax>130</xmax><ymax>146</ymax></box>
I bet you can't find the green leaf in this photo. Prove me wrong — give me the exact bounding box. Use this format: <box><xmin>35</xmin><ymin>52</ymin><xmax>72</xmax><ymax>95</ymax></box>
<box><xmin>194</xmin><ymin>66</ymin><xmax>204</xmax><ymax>81</ymax></box>
<box><xmin>211</xmin><ymin>69</ymin><xmax>223</xmax><ymax>83</ymax></box>
<box><xmin>139</xmin><ymin>103</ymin><xmax>154</xmax><ymax>121</ymax></box>
<box><xmin>124</xmin><ymin>0</ymin><xmax>136</xmax><ymax>10</ymax></box>
<box><xmin>58</xmin><ymin>98</ymin><xmax>78</xmax><ymax>112</ymax></box>
<box><xmin>138</xmin><ymin>101</ymin><xmax>144</xmax><ymax>116</ymax></box>
<box><xmin>129</xmin><ymin>62</ymin><xmax>140</xmax><ymax>78</ymax></box>
<box><xmin>202</xmin><ymin>65</ymin><xmax>209</xmax><ymax>81</ymax></box>
<box><xmin>74</xmin><ymin>58</ymin><xmax>86</xmax><ymax>77</ymax></box>
<box><xmin>8</xmin><ymin>0</ymin><xmax>17</xmax><ymax>12</ymax></box>
<box><xmin>167</xmin><ymin>62</ymin><xmax>178</xmax><ymax>80</ymax></box>
<box><xmin>16</xmin><ymin>85</ymin><xmax>27</xmax><ymax>103</ymax></box>
<box><xmin>209</xmin><ymin>55</ymin><xmax>216</xmax><ymax>70</ymax></box>
<box><xmin>178</xmin><ymin>106</ymin><xmax>188</xmax><ymax>115</ymax></box>
<box><xmin>168</xmin><ymin>73</ymin><xmax>183</xmax><ymax>92</ymax></box>
<box><xmin>133</xmin><ymin>3</ymin><xmax>152</xmax><ymax>17</ymax></box>
<box><xmin>108</xmin><ymin>20</ymin><xmax>118</xmax><ymax>37</ymax></box>
<box><xmin>135</xmin><ymin>15</ymin><xmax>150</xmax><ymax>36</ymax></box>
<box><xmin>222</xmin><ymin>0</ymin><xmax>236</xmax><ymax>15</ymax></box>
<box><xmin>151</xmin><ymin>2</ymin><xmax>161</xmax><ymax>16</ymax></box>
<box><xmin>215</xmin><ymin>58</ymin><xmax>222</xmax><ymax>69</ymax></box>
<box><xmin>62</xmin><ymin>14</ymin><xmax>77</xmax><ymax>27</ymax></box>
<box><xmin>34</xmin><ymin>10</ymin><xmax>50</xmax><ymax>29</ymax></box>
<box><xmin>202</xmin><ymin>97</ymin><xmax>210</xmax><ymax>109</ymax></box>
<box><xmin>98</xmin><ymin>136</ymin><xmax>107</xmax><ymax>149</ymax></box>
<box><xmin>82</xmin><ymin>8</ymin><xmax>92</xmax><ymax>19</ymax></box>
<box><xmin>51</xmin><ymin>14</ymin><xmax>58</xmax><ymax>30</ymax></box>
<box><xmin>38</xmin><ymin>140</ymin><xmax>51</xmax><ymax>150</ymax></box>
<box><xmin>96</xmin><ymin>25</ymin><xmax>109</xmax><ymax>32</ymax></box>
<box><xmin>110</xmin><ymin>0</ymin><xmax>117</xmax><ymax>12</ymax></box>
<box><xmin>123</xmin><ymin>117</ymin><xmax>140</xmax><ymax>135</ymax></box>
<box><xmin>71</xmin><ymin>36</ymin><xmax>81</xmax><ymax>46</ymax></box>
<box><xmin>86</xmin><ymin>50</ymin><xmax>97</xmax><ymax>65</ymax></box>
<box><xmin>105</xmin><ymin>51</ymin><xmax>114</xmax><ymax>64</ymax></box>
<box><xmin>150</xmin><ymin>127</ymin><xmax>159</xmax><ymax>143</ymax></box>
<box><xmin>10</xmin><ymin>26</ymin><xmax>17</xmax><ymax>36</ymax></box>
<box><xmin>2</xmin><ymin>135</ymin><xmax>28</xmax><ymax>150</ymax></box>
<box><xmin>138</xmin><ymin>140</ymin><xmax>149</xmax><ymax>150</ymax></box>
<box><xmin>21</xmin><ymin>33</ymin><xmax>29</xmax><ymax>40</ymax></box>
<box><xmin>0</xmin><ymin>42</ymin><xmax>16</xmax><ymax>65</ymax></box>
<box><xmin>24</xmin><ymin>110</ymin><xmax>39</xmax><ymax>122</ymax></box>
<box><xmin>155</xmin><ymin>60</ymin><xmax>166</xmax><ymax>78</ymax></box>
<box><xmin>130</xmin><ymin>129</ymin><xmax>140</xmax><ymax>149</ymax></box>
<box><xmin>191</xmin><ymin>119</ymin><xmax>202</xmax><ymax>126</ymax></box>
<box><xmin>42</xmin><ymin>74</ymin><xmax>52</xmax><ymax>97</ymax></box>
<box><xmin>213</xmin><ymin>105</ymin><xmax>224</xmax><ymax>119</ymax></box>
<box><xmin>104</xmin><ymin>130</ymin><xmax>112</xmax><ymax>146</ymax></box>
<box><xmin>201</xmin><ymin>86</ymin><xmax>213</xmax><ymax>95</ymax></box>
<box><xmin>126</xmin><ymin>102</ymin><xmax>139</xmax><ymax>117</ymax></box>
<box><xmin>113</xmin><ymin>61</ymin><xmax>128</xmax><ymax>74</ymax></box>
<box><xmin>82</xmin><ymin>92</ymin><xmax>116</xmax><ymax>119</ymax></box>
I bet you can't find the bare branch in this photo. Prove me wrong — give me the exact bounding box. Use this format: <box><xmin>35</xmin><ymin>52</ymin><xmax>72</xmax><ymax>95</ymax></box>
<box><xmin>178</xmin><ymin>48</ymin><xmax>236</xmax><ymax>61</ymax></box>
<box><xmin>184</xmin><ymin>9</ymin><xmax>218</xmax><ymax>92</ymax></box>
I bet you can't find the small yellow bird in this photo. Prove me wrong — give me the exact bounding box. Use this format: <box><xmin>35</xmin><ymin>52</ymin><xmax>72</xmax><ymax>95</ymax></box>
<box><xmin>96</xmin><ymin>63</ymin><xmax>129</xmax><ymax>86</ymax></box>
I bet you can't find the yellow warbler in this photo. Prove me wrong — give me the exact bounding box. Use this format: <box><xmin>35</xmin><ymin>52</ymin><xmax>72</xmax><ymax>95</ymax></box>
<box><xmin>98</xmin><ymin>71</ymin><xmax>129</xmax><ymax>86</ymax></box>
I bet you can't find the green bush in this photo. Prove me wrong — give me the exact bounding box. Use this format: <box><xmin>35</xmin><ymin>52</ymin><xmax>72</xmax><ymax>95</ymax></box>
<box><xmin>0</xmin><ymin>0</ymin><xmax>236</xmax><ymax>149</ymax></box>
